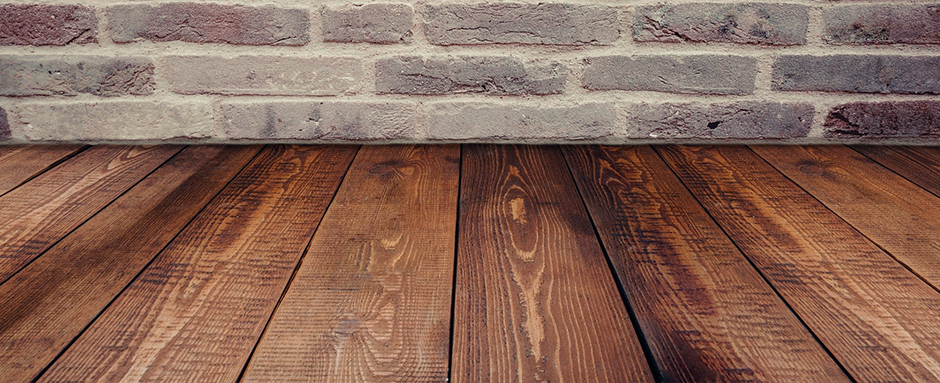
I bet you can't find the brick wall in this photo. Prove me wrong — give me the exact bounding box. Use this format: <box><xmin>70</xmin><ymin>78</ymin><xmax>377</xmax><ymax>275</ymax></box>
<box><xmin>0</xmin><ymin>1</ymin><xmax>938</xmax><ymax>143</ymax></box>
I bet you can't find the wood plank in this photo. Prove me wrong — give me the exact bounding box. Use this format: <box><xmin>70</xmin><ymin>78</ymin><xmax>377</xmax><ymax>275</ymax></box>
<box><xmin>659</xmin><ymin>145</ymin><xmax>940</xmax><ymax>382</ymax></box>
<box><xmin>0</xmin><ymin>145</ymin><xmax>84</xmax><ymax>195</ymax></box>
<box><xmin>754</xmin><ymin>145</ymin><xmax>940</xmax><ymax>292</ymax></box>
<box><xmin>0</xmin><ymin>145</ymin><xmax>261</xmax><ymax>383</ymax></box>
<box><xmin>563</xmin><ymin>145</ymin><xmax>848</xmax><ymax>382</ymax></box>
<box><xmin>0</xmin><ymin>145</ymin><xmax>183</xmax><ymax>283</ymax></box>
<box><xmin>453</xmin><ymin>145</ymin><xmax>653</xmax><ymax>383</ymax></box>
<box><xmin>242</xmin><ymin>145</ymin><xmax>460</xmax><ymax>382</ymax></box>
<box><xmin>853</xmin><ymin>146</ymin><xmax>940</xmax><ymax>198</ymax></box>
<box><xmin>37</xmin><ymin>145</ymin><xmax>357</xmax><ymax>383</ymax></box>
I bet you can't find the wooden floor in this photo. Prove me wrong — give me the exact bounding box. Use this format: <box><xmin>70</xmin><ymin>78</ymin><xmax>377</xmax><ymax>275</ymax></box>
<box><xmin>2</xmin><ymin>144</ymin><xmax>940</xmax><ymax>382</ymax></box>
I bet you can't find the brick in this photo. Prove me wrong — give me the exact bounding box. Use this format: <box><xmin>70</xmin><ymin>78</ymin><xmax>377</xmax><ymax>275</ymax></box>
<box><xmin>423</xmin><ymin>3</ymin><xmax>618</xmax><ymax>45</ymax></box>
<box><xmin>426</xmin><ymin>103</ymin><xmax>616</xmax><ymax>141</ymax></box>
<box><xmin>323</xmin><ymin>4</ymin><xmax>413</xmax><ymax>44</ymax></box>
<box><xmin>634</xmin><ymin>3</ymin><xmax>808</xmax><ymax>45</ymax></box>
<box><xmin>0</xmin><ymin>4</ymin><xmax>96</xmax><ymax>46</ymax></box>
<box><xmin>825</xmin><ymin>101</ymin><xmax>940</xmax><ymax>138</ymax></box>
<box><xmin>376</xmin><ymin>56</ymin><xmax>566</xmax><ymax>95</ymax></box>
<box><xmin>0</xmin><ymin>56</ymin><xmax>154</xmax><ymax>97</ymax></box>
<box><xmin>0</xmin><ymin>106</ymin><xmax>9</xmax><ymax>141</ymax></box>
<box><xmin>624</xmin><ymin>102</ymin><xmax>813</xmax><ymax>139</ymax></box>
<box><xmin>11</xmin><ymin>101</ymin><xmax>213</xmax><ymax>141</ymax></box>
<box><xmin>165</xmin><ymin>56</ymin><xmax>361</xmax><ymax>96</ymax></box>
<box><xmin>217</xmin><ymin>101</ymin><xmax>417</xmax><ymax>141</ymax></box>
<box><xmin>582</xmin><ymin>55</ymin><xmax>756</xmax><ymax>95</ymax></box>
<box><xmin>107</xmin><ymin>3</ymin><xmax>309</xmax><ymax>45</ymax></box>
<box><xmin>824</xmin><ymin>5</ymin><xmax>940</xmax><ymax>45</ymax></box>
<box><xmin>773</xmin><ymin>55</ymin><xmax>940</xmax><ymax>94</ymax></box>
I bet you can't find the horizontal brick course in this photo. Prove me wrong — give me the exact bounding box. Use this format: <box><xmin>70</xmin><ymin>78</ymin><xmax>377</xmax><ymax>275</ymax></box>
<box><xmin>165</xmin><ymin>56</ymin><xmax>361</xmax><ymax>96</ymax></box>
<box><xmin>107</xmin><ymin>3</ymin><xmax>309</xmax><ymax>45</ymax></box>
<box><xmin>217</xmin><ymin>101</ymin><xmax>417</xmax><ymax>141</ymax></box>
<box><xmin>824</xmin><ymin>5</ymin><xmax>940</xmax><ymax>45</ymax></box>
<box><xmin>423</xmin><ymin>3</ymin><xmax>619</xmax><ymax>45</ymax></box>
<box><xmin>582</xmin><ymin>55</ymin><xmax>757</xmax><ymax>95</ymax></box>
<box><xmin>634</xmin><ymin>3</ymin><xmax>808</xmax><ymax>45</ymax></box>
<box><xmin>625</xmin><ymin>102</ymin><xmax>814</xmax><ymax>139</ymax></box>
<box><xmin>0</xmin><ymin>106</ymin><xmax>9</xmax><ymax>141</ymax></box>
<box><xmin>376</xmin><ymin>56</ymin><xmax>567</xmax><ymax>95</ymax></box>
<box><xmin>773</xmin><ymin>55</ymin><xmax>940</xmax><ymax>94</ymax></box>
<box><xmin>825</xmin><ymin>101</ymin><xmax>940</xmax><ymax>138</ymax></box>
<box><xmin>0</xmin><ymin>4</ymin><xmax>97</xmax><ymax>46</ymax></box>
<box><xmin>0</xmin><ymin>56</ymin><xmax>154</xmax><ymax>97</ymax></box>
<box><xmin>427</xmin><ymin>103</ymin><xmax>616</xmax><ymax>141</ymax></box>
<box><xmin>323</xmin><ymin>4</ymin><xmax>413</xmax><ymax>44</ymax></box>
<box><xmin>11</xmin><ymin>101</ymin><xmax>213</xmax><ymax>141</ymax></box>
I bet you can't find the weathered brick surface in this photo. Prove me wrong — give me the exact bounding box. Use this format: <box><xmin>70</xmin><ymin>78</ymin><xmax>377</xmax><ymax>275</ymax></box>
<box><xmin>108</xmin><ymin>3</ymin><xmax>309</xmax><ymax>45</ymax></box>
<box><xmin>217</xmin><ymin>101</ymin><xmax>417</xmax><ymax>141</ymax></box>
<box><xmin>423</xmin><ymin>3</ymin><xmax>619</xmax><ymax>45</ymax></box>
<box><xmin>825</xmin><ymin>101</ymin><xmax>940</xmax><ymax>138</ymax></box>
<box><xmin>582</xmin><ymin>55</ymin><xmax>757</xmax><ymax>95</ymax></box>
<box><xmin>165</xmin><ymin>56</ymin><xmax>361</xmax><ymax>96</ymax></box>
<box><xmin>625</xmin><ymin>102</ymin><xmax>813</xmax><ymax>139</ymax></box>
<box><xmin>773</xmin><ymin>55</ymin><xmax>940</xmax><ymax>94</ymax></box>
<box><xmin>376</xmin><ymin>56</ymin><xmax>566</xmax><ymax>95</ymax></box>
<box><xmin>634</xmin><ymin>3</ymin><xmax>808</xmax><ymax>45</ymax></box>
<box><xmin>0</xmin><ymin>4</ymin><xmax>97</xmax><ymax>46</ymax></box>
<box><xmin>11</xmin><ymin>101</ymin><xmax>213</xmax><ymax>141</ymax></box>
<box><xmin>0</xmin><ymin>56</ymin><xmax>154</xmax><ymax>97</ymax></box>
<box><xmin>323</xmin><ymin>4</ymin><xmax>413</xmax><ymax>44</ymax></box>
<box><xmin>0</xmin><ymin>106</ymin><xmax>9</xmax><ymax>141</ymax></box>
<box><xmin>426</xmin><ymin>103</ymin><xmax>616</xmax><ymax>140</ymax></box>
<box><xmin>824</xmin><ymin>5</ymin><xmax>940</xmax><ymax>45</ymax></box>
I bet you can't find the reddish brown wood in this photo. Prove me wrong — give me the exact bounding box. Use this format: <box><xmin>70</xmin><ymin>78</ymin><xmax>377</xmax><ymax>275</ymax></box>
<box><xmin>0</xmin><ymin>145</ymin><xmax>84</xmax><ymax>195</ymax></box>
<box><xmin>853</xmin><ymin>146</ymin><xmax>940</xmax><ymax>197</ymax></box>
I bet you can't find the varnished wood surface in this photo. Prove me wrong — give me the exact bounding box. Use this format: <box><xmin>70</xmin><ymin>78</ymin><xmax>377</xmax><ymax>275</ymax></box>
<box><xmin>2</xmin><ymin>144</ymin><xmax>940</xmax><ymax>382</ymax></box>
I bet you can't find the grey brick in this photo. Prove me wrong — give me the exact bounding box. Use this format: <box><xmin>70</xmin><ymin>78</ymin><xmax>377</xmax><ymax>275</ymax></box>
<box><xmin>825</xmin><ymin>101</ymin><xmax>940</xmax><ymax>138</ymax></box>
<box><xmin>773</xmin><ymin>55</ymin><xmax>940</xmax><ymax>94</ymax></box>
<box><xmin>12</xmin><ymin>101</ymin><xmax>213</xmax><ymax>141</ymax></box>
<box><xmin>634</xmin><ymin>3</ymin><xmax>808</xmax><ymax>45</ymax></box>
<box><xmin>323</xmin><ymin>4</ymin><xmax>413</xmax><ymax>44</ymax></box>
<box><xmin>107</xmin><ymin>3</ymin><xmax>309</xmax><ymax>45</ymax></box>
<box><xmin>582</xmin><ymin>55</ymin><xmax>757</xmax><ymax>95</ymax></box>
<box><xmin>216</xmin><ymin>101</ymin><xmax>417</xmax><ymax>141</ymax></box>
<box><xmin>0</xmin><ymin>4</ymin><xmax>97</xmax><ymax>46</ymax></box>
<box><xmin>0</xmin><ymin>106</ymin><xmax>9</xmax><ymax>141</ymax></box>
<box><xmin>824</xmin><ymin>5</ymin><xmax>940</xmax><ymax>45</ymax></box>
<box><xmin>423</xmin><ymin>3</ymin><xmax>619</xmax><ymax>45</ymax></box>
<box><xmin>165</xmin><ymin>56</ymin><xmax>361</xmax><ymax>96</ymax></box>
<box><xmin>376</xmin><ymin>56</ymin><xmax>567</xmax><ymax>95</ymax></box>
<box><xmin>625</xmin><ymin>102</ymin><xmax>813</xmax><ymax>139</ymax></box>
<box><xmin>0</xmin><ymin>56</ymin><xmax>154</xmax><ymax>97</ymax></box>
<box><xmin>427</xmin><ymin>103</ymin><xmax>616</xmax><ymax>141</ymax></box>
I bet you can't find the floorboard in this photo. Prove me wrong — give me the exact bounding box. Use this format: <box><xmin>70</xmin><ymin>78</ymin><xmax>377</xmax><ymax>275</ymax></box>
<box><xmin>37</xmin><ymin>145</ymin><xmax>357</xmax><ymax>383</ymax></box>
<box><xmin>452</xmin><ymin>145</ymin><xmax>653</xmax><ymax>383</ymax></box>
<box><xmin>0</xmin><ymin>145</ymin><xmax>84</xmax><ymax>196</ymax></box>
<box><xmin>853</xmin><ymin>146</ymin><xmax>940</xmax><ymax>198</ymax></box>
<box><xmin>242</xmin><ymin>145</ymin><xmax>460</xmax><ymax>382</ymax></box>
<box><xmin>563</xmin><ymin>145</ymin><xmax>848</xmax><ymax>382</ymax></box>
<box><xmin>659</xmin><ymin>145</ymin><xmax>940</xmax><ymax>382</ymax></box>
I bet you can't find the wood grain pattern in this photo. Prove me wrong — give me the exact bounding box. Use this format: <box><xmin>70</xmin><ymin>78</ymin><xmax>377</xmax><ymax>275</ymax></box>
<box><xmin>37</xmin><ymin>145</ymin><xmax>357</xmax><ymax>383</ymax></box>
<box><xmin>853</xmin><ymin>146</ymin><xmax>940</xmax><ymax>197</ymax></box>
<box><xmin>659</xmin><ymin>145</ymin><xmax>940</xmax><ymax>382</ymax></box>
<box><xmin>563</xmin><ymin>145</ymin><xmax>848</xmax><ymax>382</ymax></box>
<box><xmin>0</xmin><ymin>145</ymin><xmax>84</xmax><ymax>195</ymax></box>
<box><xmin>452</xmin><ymin>145</ymin><xmax>653</xmax><ymax>383</ymax></box>
<box><xmin>0</xmin><ymin>145</ymin><xmax>182</xmax><ymax>283</ymax></box>
<box><xmin>242</xmin><ymin>145</ymin><xmax>460</xmax><ymax>382</ymax></box>
<box><xmin>0</xmin><ymin>145</ymin><xmax>260</xmax><ymax>383</ymax></box>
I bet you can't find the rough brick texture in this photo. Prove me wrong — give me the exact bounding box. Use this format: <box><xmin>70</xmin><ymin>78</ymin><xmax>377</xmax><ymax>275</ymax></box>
<box><xmin>423</xmin><ymin>3</ymin><xmax>619</xmax><ymax>45</ymax></box>
<box><xmin>582</xmin><ymin>55</ymin><xmax>757</xmax><ymax>95</ymax></box>
<box><xmin>824</xmin><ymin>5</ymin><xmax>940</xmax><ymax>45</ymax></box>
<box><xmin>165</xmin><ymin>56</ymin><xmax>361</xmax><ymax>96</ymax></box>
<box><xmin>0</xmin><ymin>56</ymin><xmax>154</xmax><ymax>97</ymax></box>
<box><xmin>427</xmin><ymin>103</ymin><xmax>616</xmax><ymax>141</ymax></box>
<box><xmin>774</xmin><ymin>55</ymin><xmax>940</xmax><ymax>94</ymax></box>
<box><xmin>108</xmin><ymin>3</ymin><xmax>309</xmax><ymax>45</ymax></box>
<box><xmin>625</xmin><ymin>102</ymin><xmax>814</xmax><ymax>139</ymax></box>
<box><xmin>11</xmin><ymin>101</ymin><xmax>213</xmax><ymax>141</ymax></box>
<box><xmin>217</xmin><ymin>101</ymin><xmax>417</xmax><ymax>141</ymax></box>
<box><xmin>825</xmin><ymin>101</ymin><xmax>940</xmax><ymax>138</ymax></box>
<box><xmin>0</xmin><ymin>4</ymin><xmax>97</xmax><ymax>46</ymax></box>
<box><xmin>376</xmin><ymin>56</ymin><xmax>567</xmax><ymax>95</ymax></box>
<box><xmin>323</xmin><ymin>4</ymin><xmax>413</xmax><ymax>44</ymax></box>
<box><xmin>634</xmin><ymin>3</ymin><xmax>808</xmax><ymax>45</ymax></box>
<box><xmin>0</xmin><ymin>106</ymin><xmax>9</xmax><ymax>141</ymax></box>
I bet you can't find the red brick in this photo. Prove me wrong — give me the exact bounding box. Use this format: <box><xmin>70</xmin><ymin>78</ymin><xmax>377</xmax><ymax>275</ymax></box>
<box><xmin>0</xmin><ymin>4</ymin><xmax>97</xmax><ymax>46</ymax></box>
<box><xmin>825</xmin><ymin>101</ymin><xmax>940</xmax><ymax>138</ymax></box>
